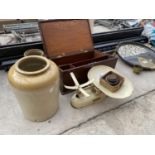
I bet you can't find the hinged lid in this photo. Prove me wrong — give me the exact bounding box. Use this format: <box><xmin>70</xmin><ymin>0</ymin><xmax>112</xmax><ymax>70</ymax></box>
<box><xmin>39</xmin><ymin>20</ymin><xmax>94</xmax><ymax>58</ymax></box>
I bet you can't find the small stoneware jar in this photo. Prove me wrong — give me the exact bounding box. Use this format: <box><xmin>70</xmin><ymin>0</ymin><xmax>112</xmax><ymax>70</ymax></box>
<box><xmin>24</xmin><ymin>49</ymin><xmax>44</xmax><ymax>57</ymax></box>
<box><xmin>8</xmin><ymin>56</ymin><xmax>59</xmax><ymax>122</ymax></box>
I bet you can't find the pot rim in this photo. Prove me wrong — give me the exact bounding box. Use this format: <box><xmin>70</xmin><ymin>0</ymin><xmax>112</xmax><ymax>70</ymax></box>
<box><xmin>15</xmin><ymin>56</ymin><xmax>50</xmax><ymax>75</ymax></box>
<box><xmin>24</xmin><ymin>49</ymin><xmax>44</xmax><ymax>56</ymax></box>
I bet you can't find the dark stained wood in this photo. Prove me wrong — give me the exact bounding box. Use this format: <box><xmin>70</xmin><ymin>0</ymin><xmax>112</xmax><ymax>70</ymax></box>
<box><xmin>39</xmin><ymin>20</ymin><xmax>118</xmax><ymax>94</ymax></box>
<box><xmin>39</xmin><ymin>20</ymin><xmax>93</xmax><ymax>58</ymax></box>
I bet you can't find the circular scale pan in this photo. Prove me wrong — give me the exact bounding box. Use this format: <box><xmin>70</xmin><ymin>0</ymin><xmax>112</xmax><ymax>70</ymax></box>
<box><xmin>117</xmin><ymin>42</ymin><xmax>155</xmax><ymax>70</ymax></box>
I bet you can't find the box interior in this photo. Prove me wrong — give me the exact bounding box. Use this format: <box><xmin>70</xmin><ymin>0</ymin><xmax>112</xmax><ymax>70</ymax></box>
<box><xmin>52</xmin><ymin>50</ymin><xmax>113</xmax><ymax>71</ymax></box>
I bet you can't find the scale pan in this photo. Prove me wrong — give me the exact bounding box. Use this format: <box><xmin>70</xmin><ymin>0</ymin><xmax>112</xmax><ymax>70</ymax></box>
<box><xmin>88</xmin><ymin>65</ymin><xmax>133</xmax><ymax>99</ymax></box>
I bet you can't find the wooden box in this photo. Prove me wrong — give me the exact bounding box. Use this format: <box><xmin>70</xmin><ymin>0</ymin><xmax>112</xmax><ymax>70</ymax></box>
<box><xmin>39</xmin><ymin>20</ymin><xmax>118</xmax><ymax>94</ymax></box>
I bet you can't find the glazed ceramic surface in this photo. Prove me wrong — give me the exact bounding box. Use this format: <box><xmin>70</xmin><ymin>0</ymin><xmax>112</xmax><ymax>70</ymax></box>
<box><xmin>88</xmin><ymin>65</ymin><xmax>133</xmax><ymax>99</ymax></box>
<box><xmin>8</xmin><ymin>56</ymin><xmax>59</xmax><ymax>122</ymax></box>
<box><xmin>24</xmin><ymin>49</ymin><xmax>44</xmax><ymax>57</ymax></box>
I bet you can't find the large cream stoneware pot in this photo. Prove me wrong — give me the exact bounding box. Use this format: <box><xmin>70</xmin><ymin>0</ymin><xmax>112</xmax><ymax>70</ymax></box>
<box><xmin>8</xmin><ymin>56</ymin><xmax>59</xmax><ymax>122</ymax></box>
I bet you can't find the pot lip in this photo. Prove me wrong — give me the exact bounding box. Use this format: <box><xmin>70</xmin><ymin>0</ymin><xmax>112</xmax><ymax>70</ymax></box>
<box><xmin>15</xmin><ymin>56</ymin><xmax>50</xmax><ymax>75</ymax></box>
<box><xmin>24</xmin><ymin>49</ymin><xmax>44</xmax><ymax>56</ymax></box>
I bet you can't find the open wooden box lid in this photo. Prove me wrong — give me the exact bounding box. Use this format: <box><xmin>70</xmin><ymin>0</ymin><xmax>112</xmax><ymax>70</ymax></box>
<box><xmin>39</xmin><ymin>20</ymin><xmax>94</xmax><ymax>58</ymax></box>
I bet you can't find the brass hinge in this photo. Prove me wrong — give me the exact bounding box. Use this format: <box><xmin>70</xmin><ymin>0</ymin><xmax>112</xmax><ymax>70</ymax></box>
<box><xmin>56</xmin><ymin>52</ymin><xmax>65</xmax><ymax>58</ymax></box>
<box><xmin>80</xmin><ymin>49</ymin><xmax>88</xmax><ymax>53</ymax></box>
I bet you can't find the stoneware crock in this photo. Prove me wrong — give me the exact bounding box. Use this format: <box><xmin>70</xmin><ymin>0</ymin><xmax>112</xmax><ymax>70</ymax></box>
<box><xmin>24</xmin><ymin>49</ymin><xmax>44</xmax><ymax>57</ymax></box>
<box><xmin>8</xmin><ymin>55</ymin><xmax>59</xmax><ymax>122</ymax></box>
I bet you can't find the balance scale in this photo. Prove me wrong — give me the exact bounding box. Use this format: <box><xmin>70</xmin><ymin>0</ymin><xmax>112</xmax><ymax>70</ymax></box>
<box><xmin>64</xmin><ymin>65</ymin><xmax>133</xmax><ymax>109</ymax></box>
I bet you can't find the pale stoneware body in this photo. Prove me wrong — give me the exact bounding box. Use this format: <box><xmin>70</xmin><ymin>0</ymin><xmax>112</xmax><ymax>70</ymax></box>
<box><xmin>24</xmin><ymin>49</ymin><xmax>44</xmax><ymax>57</ymax></box>
<box><xmin>8</xmin><ymin>56</ymin><xmax>59</xmax><ymax>122</ymax></box>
